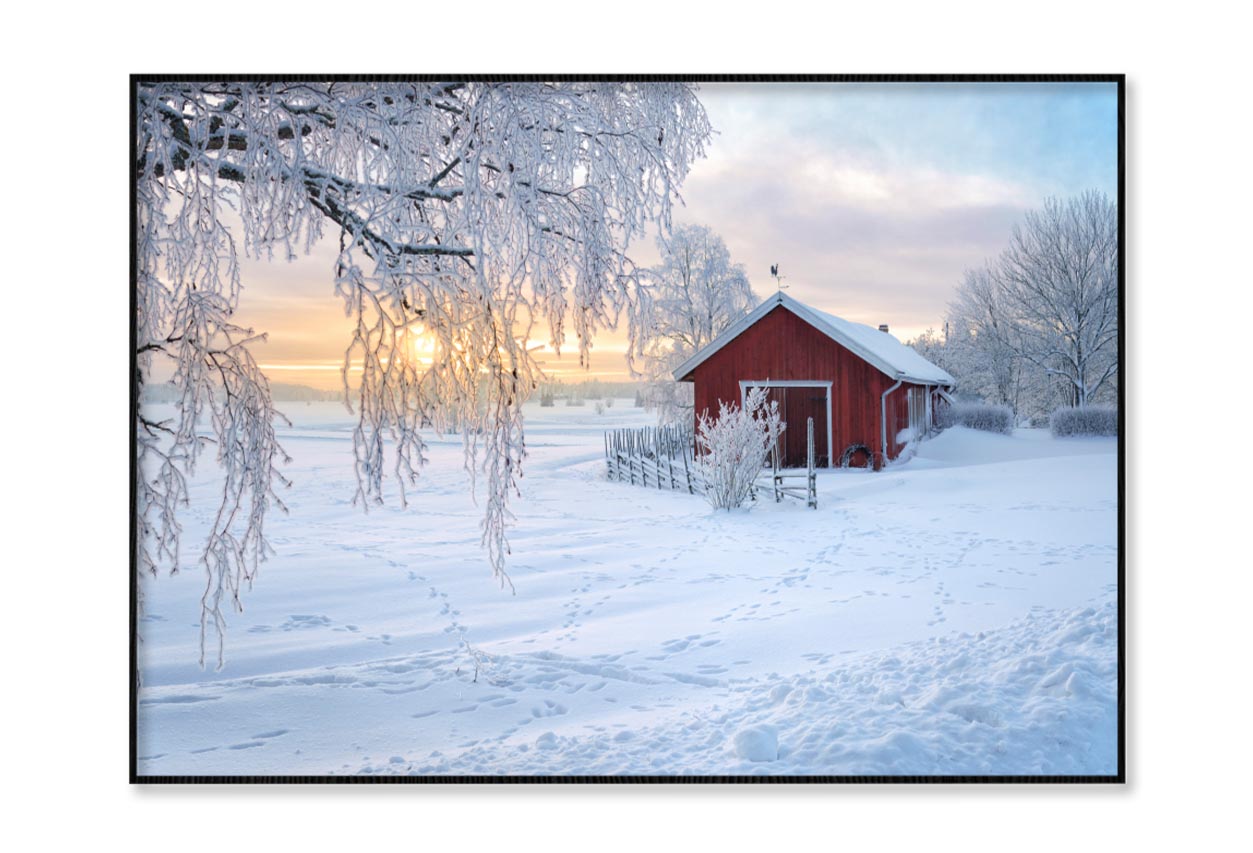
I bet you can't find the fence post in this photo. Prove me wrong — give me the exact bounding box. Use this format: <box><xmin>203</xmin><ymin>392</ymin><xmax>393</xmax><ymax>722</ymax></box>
<box><xmin>807</xmin><ymin>416</ymin><xmax>817</xmax><ymax>509</ymax></box>
<box><xmin>655</xmin><ymin>428</ymin><xmax>663</xmax><ymax>491</ymax></box>
<box><xmin>771</xmin><ymin>442</ymin><xmax>781</xmax><ymax>502</ymax></box>
<box><xmin>683</xmin><ymin>442</ymin><xmax>693</xmax><ymax>493</ymax></box>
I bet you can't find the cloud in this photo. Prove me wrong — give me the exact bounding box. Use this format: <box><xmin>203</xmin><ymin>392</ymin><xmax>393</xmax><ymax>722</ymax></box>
<box><xmin>663</xmin><ymin>82</ymin><xmax>1116</xmax><ymax>339</ymax></box>
<box><xmin>216</xmin><ymin>82</ymin><xmax>1117</xmax><ymax>380</ymax></box>
<box><xmin>674</xmin><ymin>151</ymin><xmax>1032</xmax><ymax>337</ymax></box>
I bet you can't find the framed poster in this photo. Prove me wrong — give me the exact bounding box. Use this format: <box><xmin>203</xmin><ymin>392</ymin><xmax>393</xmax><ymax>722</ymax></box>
<box><xmin>132</xmin><ymin>75</ymin><xmax>1123</xmax><ymax>782</ymax></box>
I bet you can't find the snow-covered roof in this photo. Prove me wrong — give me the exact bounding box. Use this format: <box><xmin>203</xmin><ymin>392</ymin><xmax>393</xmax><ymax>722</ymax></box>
<box><xmin>672</xmin><ymin>291</ymin><xmax>955</xmax><ymax>386</ymax></box>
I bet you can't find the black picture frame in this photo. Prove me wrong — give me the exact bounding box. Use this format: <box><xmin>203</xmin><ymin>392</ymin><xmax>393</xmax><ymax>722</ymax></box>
<box><xmin>130</xmin><ymin>73</ymin><xmax>1125</xmax><ymax>784</ymax></box>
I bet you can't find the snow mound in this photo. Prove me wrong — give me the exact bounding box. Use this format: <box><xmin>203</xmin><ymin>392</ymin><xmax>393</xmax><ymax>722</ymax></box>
<box><xmin>734</xmin><ymin>725</ymin><xmax>779</xmax><ymax>762</ymax></box>
<box><xmin>913</xmin><ymin>426</ymin><xmax>1116</xmax><ymax>467</ymax></box>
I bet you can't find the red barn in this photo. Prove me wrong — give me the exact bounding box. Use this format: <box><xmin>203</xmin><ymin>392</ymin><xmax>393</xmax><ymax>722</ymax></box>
<box><xmin>673</xmin><ymin>292</ymin><xmax>955</xmax><ymax>469</ymax></box>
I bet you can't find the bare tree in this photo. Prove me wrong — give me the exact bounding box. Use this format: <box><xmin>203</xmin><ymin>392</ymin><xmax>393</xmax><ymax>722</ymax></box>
<box><xmin>946</xmin><ymin>267</ymin><xmax>1031</xmax><ymax>414</ymax></box>
<box><xmin>928</xmin><ymin>190</ymin><xmax>1118</xmax><ymax>422</ymax></box>
<box><xmin>993</xmin><ymin>190</ymin><xmax>1119</xmax><ymax>408</ymax></box>
<box><xmin>135</xmin><ymin>81</ymin><xmax>711</xmax><ymax>665</ymax></box>
<box><xmin>639</xmin><ymin>224</ymin><xmax>757</xmax><ymax>423</ymax></box>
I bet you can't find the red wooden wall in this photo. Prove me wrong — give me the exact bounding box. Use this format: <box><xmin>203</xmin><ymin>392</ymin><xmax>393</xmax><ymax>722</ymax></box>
<box><xmin>684</xmin><ymin>306</ymin><xmax>922</xmax><ymax>467</ymax></box>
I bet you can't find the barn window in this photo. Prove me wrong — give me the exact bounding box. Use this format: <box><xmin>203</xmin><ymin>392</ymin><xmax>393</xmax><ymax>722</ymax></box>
<box><xmin>907</xmin><ymin>386</ymin><xmax>927</xmax><ymax>439</ymax></box>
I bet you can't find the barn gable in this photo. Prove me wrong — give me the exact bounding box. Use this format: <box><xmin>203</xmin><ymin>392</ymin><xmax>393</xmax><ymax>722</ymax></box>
<box><xmin>672</xmin><ymin>292</ymin><xmax>954</xmax><ymax>386</ymax></box>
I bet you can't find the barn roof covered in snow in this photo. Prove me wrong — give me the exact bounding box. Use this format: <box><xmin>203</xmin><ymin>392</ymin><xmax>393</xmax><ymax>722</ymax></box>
<box><xmin>672</xmin><ymin>291</ymin><xmax>956</xmax><ymax>386</ymax></box>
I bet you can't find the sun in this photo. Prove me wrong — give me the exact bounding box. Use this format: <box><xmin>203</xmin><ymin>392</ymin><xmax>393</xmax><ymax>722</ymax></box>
<box><xmin>411</xmin><ymin>333</ymin><xmax>435</xmax><ymax>365</ymax></box>
<box><xmin>400</xmin><ymin>325</ymin><xmax>437</xmax><ymax>366</ymax></box>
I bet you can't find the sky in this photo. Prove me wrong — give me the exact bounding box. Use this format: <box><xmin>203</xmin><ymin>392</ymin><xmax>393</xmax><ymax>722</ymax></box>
<box><xmin>232</xmin><ymin>81</ymin><xmax>1118</xmax><ymax>389</ymax></box>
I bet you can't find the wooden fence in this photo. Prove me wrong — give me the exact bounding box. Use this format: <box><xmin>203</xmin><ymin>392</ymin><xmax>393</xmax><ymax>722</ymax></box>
<box><xmin>604</xmin><ymin>424</ymin><xmax>704</xmax><ymax>494</ymax></box>
<box><xmin>604</xmin><ymin>418</ymin><xmax>817</xmax><ymax>509</ymax></box>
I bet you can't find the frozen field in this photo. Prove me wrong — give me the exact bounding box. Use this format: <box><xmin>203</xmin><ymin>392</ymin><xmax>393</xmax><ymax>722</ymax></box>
<box><xmin>136</xmin><ymin>400</ymin><xmax>1119</xmax><ymax>776</ymax></box>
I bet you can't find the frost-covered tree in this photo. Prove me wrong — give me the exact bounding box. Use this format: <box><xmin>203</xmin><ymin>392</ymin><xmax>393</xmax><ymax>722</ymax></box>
<box><xmin>992</xmin><ymin>190</ymin><xmax>1118</xmax><ymax>409</ymax></box>
<box><xmin>919</xmin><ymin>190</ymin><xmax>1118</xmax><ymax>423</ymax></box>
<box><xmin>639</xmin><ymin>224</ymin><xmax>756</xmax><ymax>424</ymax></box>
<box><xmin>135</xmin><ymin>80</ymin><xmax>711</xmax><ymax>664</ymax></box>
<box><xmin>944</xmin><ymin>267</ymin><xmax>1035</xmax><ymax>414</ymax></box>
<box><xmin>694</xmin><ymin>386</ymin><xmax>783</xmax><ymax>510</ymax></box>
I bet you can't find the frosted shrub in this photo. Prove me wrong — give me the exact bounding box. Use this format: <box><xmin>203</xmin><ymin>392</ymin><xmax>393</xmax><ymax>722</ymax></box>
<box><xmin>937</xmin><ymin>403</ymin><xmax>1012</xmax><ymax>435</ymax></box>
<box><xmin>1050</xmin><ymin>405</ymin><xmax>1118</xmax><ymax>437</ymax></box>
<box><xmin>594</xmin><ymin>401</ymin><xmax>606</xmax><ymax>415</ymax></box>
<box><xmin>939</xmin><ymin>402</ymin><xmax>1014</xmax><ymax>434</ymax></box>
<box><xmin>695</xmin><ymin>387</ymin><xmax>784</xmax><ymax>510</ymax></box>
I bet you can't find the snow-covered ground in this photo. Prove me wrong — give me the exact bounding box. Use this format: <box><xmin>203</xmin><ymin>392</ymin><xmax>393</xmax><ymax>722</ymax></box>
<box><xmin>136</xmin><ymin>401</ymin><xmax>1119</xmax><ymax>776</ymax></box>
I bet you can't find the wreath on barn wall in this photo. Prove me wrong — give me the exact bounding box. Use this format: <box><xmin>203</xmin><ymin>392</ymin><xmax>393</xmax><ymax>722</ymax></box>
<box><xmin>839</xmin><ymin>443</ymin><xmax>874</xmax><ymax>469</ymax></box>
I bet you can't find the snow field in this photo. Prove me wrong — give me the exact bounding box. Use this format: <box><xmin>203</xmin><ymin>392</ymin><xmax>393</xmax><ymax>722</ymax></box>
<box><xmin>137</xmin><ymin>400</ymin><xmax>1118</xmax><ymax>776</ymax></box>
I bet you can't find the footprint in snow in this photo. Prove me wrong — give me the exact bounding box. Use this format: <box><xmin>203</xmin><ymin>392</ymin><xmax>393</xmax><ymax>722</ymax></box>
<box><xmin>531</xmin><ymin>700</ymin><xmax>568</xmax><ymax>718</ymax></box>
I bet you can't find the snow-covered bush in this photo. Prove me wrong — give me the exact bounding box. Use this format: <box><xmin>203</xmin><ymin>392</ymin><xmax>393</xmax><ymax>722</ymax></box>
<box><xmin>1050</xmin><ymin>405</ymin><xmax>1118</xmax><ymax>437</ymax></box>
<box><xmin>938</xmin><ymin>402</ymin><xmax>1014</xmax><ymax>434</ymax></box>
<box><xmin>594</xmin><ymin>401</ymin><xmax>606</xmax><ymax>415</ymax></box>
<box><xmin>604</xmin><ymin>397</ymin><xmax>615</xmax><ymax>409</ymax></box>
<box><xmin>695</xmin><ymin>387</ymin><xmax>784</xmax><ymax>510</ymax></box>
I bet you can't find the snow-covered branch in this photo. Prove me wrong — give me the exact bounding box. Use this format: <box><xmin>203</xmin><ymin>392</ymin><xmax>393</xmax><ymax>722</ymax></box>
<box><xmin>135</xmin><ymin>81</ymin><xmax>712</xmax><ymax>664</ymax></box>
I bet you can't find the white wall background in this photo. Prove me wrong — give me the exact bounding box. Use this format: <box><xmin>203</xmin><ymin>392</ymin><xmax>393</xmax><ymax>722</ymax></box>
<box><xmin>6</xmin><ymin>3</ymin><xmax>1247</xmax><ymax>850</ymax></box>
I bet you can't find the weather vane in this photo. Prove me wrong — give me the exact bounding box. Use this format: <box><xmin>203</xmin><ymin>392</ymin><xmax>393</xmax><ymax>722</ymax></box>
<box><xmin>771</xmin><ymin>263</ymin><xmax>787</xmax><ymax>292</ymax></box>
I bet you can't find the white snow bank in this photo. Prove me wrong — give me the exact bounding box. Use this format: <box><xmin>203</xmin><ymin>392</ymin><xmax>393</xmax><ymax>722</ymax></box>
<box><xmin>912</xmin><ymin>426</ymin><xmax>1117</xmax><ymax>467</ymax></box>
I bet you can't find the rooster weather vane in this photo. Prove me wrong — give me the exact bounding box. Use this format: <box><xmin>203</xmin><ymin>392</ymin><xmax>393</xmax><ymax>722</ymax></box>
<box><xmin>771</xmin><ymin>264</ymin><xmax>787</xmax><ymax>292</ymax></box>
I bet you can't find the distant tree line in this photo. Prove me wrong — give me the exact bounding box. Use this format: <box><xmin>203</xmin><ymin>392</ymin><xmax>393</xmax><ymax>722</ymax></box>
<box><xmin>142</xmin><ymin>381</ymin><xmax>343</xmax><ymax>404</ymax></box>
<box><xmin>536</xmin><ymin>378</ymin><xmax>645</xmax><ymax>403</ymax></box>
